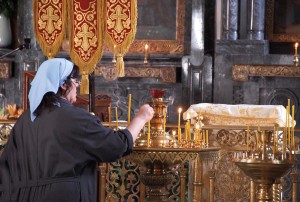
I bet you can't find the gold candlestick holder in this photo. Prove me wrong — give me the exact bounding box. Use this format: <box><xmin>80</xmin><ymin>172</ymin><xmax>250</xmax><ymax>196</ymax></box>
<box><xmin>144</xmin><ymin>44</ymin><xmax>149</xmax><ymax>64</ymax></box>
<box><xmin>293</xmin><ymin>42</ymin><xmax>298</xmax><ymax>66</ymax></box>
<box><xmin>293</xmin><ymin>55</ymin><xmax>298</xmax><ymax>66</ymax></box>
<box><xmin>235</xmin><ymin>128</ymin><xmax>295</xmax><ymax>202</ymax></box>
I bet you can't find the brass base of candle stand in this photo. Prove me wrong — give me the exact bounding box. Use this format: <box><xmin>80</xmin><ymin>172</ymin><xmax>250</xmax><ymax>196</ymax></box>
<box><xmin>135</xmin><ymin>133</ymin><xmax>175</xmax><ymax>147</ymax></box>
<box><xmin>235</xmin><ymin>159</ymin><xmax>294</xmax><ymax>202</ymax></box>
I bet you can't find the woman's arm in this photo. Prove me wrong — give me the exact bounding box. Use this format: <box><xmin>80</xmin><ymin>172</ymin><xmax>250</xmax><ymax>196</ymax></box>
<box><xmin>126</xmin><ymin>104</ymin><xmax>154</xmax><ymax>142</ymax></box>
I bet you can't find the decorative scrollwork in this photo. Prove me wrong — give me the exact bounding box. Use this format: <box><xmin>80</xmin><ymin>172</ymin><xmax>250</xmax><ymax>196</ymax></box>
<box><xmin>214</xmin><ymin>151</ymin><xmax>250</xmax><ymax>201</ymax></box>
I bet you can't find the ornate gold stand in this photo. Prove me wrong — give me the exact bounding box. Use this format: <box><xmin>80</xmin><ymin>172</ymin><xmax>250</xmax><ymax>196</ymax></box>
<box><xmin>234</xmin><ymin>128</ymin><xmax>295</xmax><ymax>202</ymax></box>
<box><xmin>124</xmin><ymin>147</ymin><xmax>219</xmax><ymax>202</ymax></box>
<box><xmin>236</xmin><ymin>159</ymin><xmax>293</xmax><ymax>202</ymax></box>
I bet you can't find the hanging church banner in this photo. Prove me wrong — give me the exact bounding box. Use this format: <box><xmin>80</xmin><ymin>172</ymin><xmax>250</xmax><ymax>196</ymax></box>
<box><xmin>68</xmin><ymin>0</ymin><xmax>104</xmax><ymax>94</ymax></box>
<box><xmin>105</xmin><ymin>0</ymin><xmax>137</xmax><ymax>77</ymax></box>
<box><xmin>33</xmin><ymin>0</ymin><xmax>67</xmax><ymax>58</ymax></box>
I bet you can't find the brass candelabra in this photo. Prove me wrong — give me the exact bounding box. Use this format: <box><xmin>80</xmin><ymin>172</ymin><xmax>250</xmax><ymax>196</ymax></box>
<box><xmin>131</xmin><ymin>89</ymin><xmax>220</xmax><ymax>201</ymax></box>
<box><xmin>235</xmin><ymin>129</ymin><xmax>295</xmax><ymax>202</ymax></box>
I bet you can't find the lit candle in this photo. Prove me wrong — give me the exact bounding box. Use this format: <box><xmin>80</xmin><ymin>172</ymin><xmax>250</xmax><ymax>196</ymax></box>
<box><xmin>112</xmin><ymin>45</ymin><xmax>116</xmax><ymax>63</ymax></box>
<box><xmin>206</xmin><ymin>130</ymin><xmax>209</xmax><ymax>145</ymax></box>
<box><xmin>195</xmin><ymin>123</ymin><xmax>200</xmax><ymax>141</ymax></box>
<box><xmin>172</xmin><ymin>130</ymin><xmax>176</xmax><ymax>137</ymax></box>
<box><xmin>145</xmin><ymin>44</ymin><xmax>148</xmax><ymax>54</ymax></box>
<box><xmin>147</xmin><ymin>121</ymin><xmax>151</xmax><ymax>146</ymax></box>
<box><xmin>127</xmin><ymin>94</ymin><xmax>132</xmax><ymax>124</ymax></box>
<box><xmin>273</xmin><ymin>125</ymin><xmax>277</xmax><ymax>155</ymax></box>
<box><xmin>292</xmin><ymin>105</ymin><xmax>295</xmax><ymax>148</ymax></box>
<box><xmin>115</xmin><ymin>107</ymin><xmax>118</xmax><ymax>130</ymax></box>
<box><xmin>256</xmin><ymin>127</ymin><xmax>260</xmax><ymax>151</ymax></box>
<box><xmin>283</xmin><ymin>105</ymin><xmax>288</xmax><ymax>156</ymax></box>
<box><xmin>178</xmin><ymin>107</ymin><xmax>182</xmax><ymax>143</ymax></box>
<box><xmin>186</xmin><ymin>113</ymin><xmax>191</xmax><ymax>140</ymax></box>
<box><xmin>295</xmin><ymin>43</ymin><xmax>298</xmax><ymax>56</ymax></box>
<box><xmin>163</xmin><ymin>109</ymin><xmax>166</xmax><ymax>146</ymax></box>
<box><xmin>144</xmin><ymin>44</ymin><xmax>149</xmax><ymax>64</ymax></box>
<box><xmin>188</xmin><ymin>120</ymin><xmax>191</xmax><ymax>140</ymax></box>
<box><xmin>108</xmin><ymin>106</ymin><xmax>111</xmax><ymax>128</ymax></box>
<box><xmin>287</xmin><ymin>105</ymin><xmax>290</xmax><ymax>147</ymax></box>
<box><xmin>184</xmin><ymin>122</ymin><xmax>187</xmax><ymax>140</ymax></box>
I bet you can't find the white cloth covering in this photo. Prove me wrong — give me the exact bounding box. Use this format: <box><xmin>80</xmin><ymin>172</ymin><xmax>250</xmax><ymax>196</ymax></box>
<box><xmin>183</xmin><ymin>103</ymin><xmax>295</xmax><ymax>127</ymax></box>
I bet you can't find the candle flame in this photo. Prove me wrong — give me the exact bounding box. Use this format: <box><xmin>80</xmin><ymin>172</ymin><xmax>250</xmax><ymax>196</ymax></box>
<box><xmin>145</xmin><ymin>44</ymin><xmax>148</xmax><ymax>50</ymax></box>
<box><xmin>295</xmin><ymin>43</ymin><xmax>298</xmax><ymax>48</ymax></box>
<box><xmin>172</xmin><ymin>130</ymin><xmax>176</xmax><ymax>136</ymax></box>
<box><xmin>178</xmin><ymin>107</ymin><xmax>182</xmax><ymax>113</ymax></box>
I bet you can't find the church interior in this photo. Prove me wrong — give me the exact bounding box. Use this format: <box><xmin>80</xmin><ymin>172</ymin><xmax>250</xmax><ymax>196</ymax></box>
<box><xmin>0</xmin><ymin>0</ymin><xmax>300</xmax><ymax>201</ymax></box>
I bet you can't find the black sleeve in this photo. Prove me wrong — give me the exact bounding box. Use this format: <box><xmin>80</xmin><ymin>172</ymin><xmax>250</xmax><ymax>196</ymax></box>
<box><xmin>56</xmin><ymin>107</ymin><xmax>134</xmax><ymax>163</ymax></box>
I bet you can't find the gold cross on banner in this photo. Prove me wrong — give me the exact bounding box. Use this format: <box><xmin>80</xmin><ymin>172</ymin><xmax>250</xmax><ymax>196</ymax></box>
<box><xmin>110</xmin><ymin>5</ymin><xmax>128</xmax><ymax>33</ymax></box>
<box><xmin>41</xmin><ymin>6</ymin><xmax>60</xmax><ymax>34</ymax></box>
<box><xmin>77</xmin><ymin>23</ymin><xmax>94</xmax><ymax>51</ymax></box>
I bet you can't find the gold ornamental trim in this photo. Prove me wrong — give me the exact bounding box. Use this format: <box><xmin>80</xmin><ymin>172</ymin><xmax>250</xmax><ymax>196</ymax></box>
<box><xmin>94</xmin><ymin>65</ymin><xmax>176</xmax><ymax>83</ymax></box>
<box><xmin>232</xmin><ymin>64</ymin><xmax>300</xmax><ymax>81</ymax></box>
<box><xmin>124</xmin><ymin>150</ymin><xmax>198</xmax><ymax>166</ymax></box>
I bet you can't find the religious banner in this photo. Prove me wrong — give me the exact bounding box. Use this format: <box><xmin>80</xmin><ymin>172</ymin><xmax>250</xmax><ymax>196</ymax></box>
<box><xmin>105</xmin><ymin>0</ymin><xmax>137</xmax><ymax>77</ymax></box>
<box><xmin>33</xmin><ymin>0</ymin><xmax>66</xmax><ymax>58</ymax></box>
<box><xmin>68</xmin><ymin>0</ymin><xmax>104</xmax><ymax>94</ymax></box>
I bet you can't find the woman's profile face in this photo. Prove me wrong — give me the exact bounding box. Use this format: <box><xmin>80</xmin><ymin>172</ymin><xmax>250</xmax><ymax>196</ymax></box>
<box><xmin>64</xmin><ymin>78</ymin><xmax>80</xmax><ymax>103</ymax></box>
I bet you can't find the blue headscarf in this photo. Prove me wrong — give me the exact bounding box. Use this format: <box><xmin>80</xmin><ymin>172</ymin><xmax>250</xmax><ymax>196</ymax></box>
<box><xmin>28</xmin><ymin>58</ymin><xmax>74</xmax><ymax>121</ymax></box>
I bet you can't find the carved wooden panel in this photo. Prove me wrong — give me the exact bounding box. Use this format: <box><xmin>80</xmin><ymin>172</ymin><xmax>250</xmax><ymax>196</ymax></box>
<box><xmin>94</xmin><ymin>65</ymin><xmax>176</xmax><ymax>83</ymax></box>
<box><xmin>0</xmin><ymin>61</ymin><xmax>12</xmax><ymax>79</ymax></box>
<box><xmin>232</xmin><ymin>64</ymin><xmax>300</xmax><ymax>81</ymax></box>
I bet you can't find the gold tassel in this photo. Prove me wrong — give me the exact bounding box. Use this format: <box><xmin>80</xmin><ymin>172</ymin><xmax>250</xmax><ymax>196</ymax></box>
<box><xmin>116</xmin><ymin>54</ymin><xmax>125</xmax><ymax>77</ymax></box>
<box><xmin>104</xmin><ymin>0</ymin><xmax>137</xmax><ymax>78</ymax></box>
<box><xmin>80</xmin><ymin>74</ymin><xmax>89</xmax><ymax>94</ymax></box>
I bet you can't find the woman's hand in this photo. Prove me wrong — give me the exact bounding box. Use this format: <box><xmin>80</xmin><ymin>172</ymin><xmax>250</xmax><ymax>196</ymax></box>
<box><xmin>126</xmin><ymin>104</ymin><xmax>154</xmax><ymax>141</ymax></box>
<box><xmin>134</xmin><ymin>104</ymin><xmax>154</xmax><ymax>122</ymax></box>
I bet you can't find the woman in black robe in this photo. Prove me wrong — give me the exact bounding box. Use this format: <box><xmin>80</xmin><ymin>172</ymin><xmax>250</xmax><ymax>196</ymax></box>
<box><xmin>0</xmin><ymin>58</ymin><xmax>154</xmax><ymax>202</ymax></box>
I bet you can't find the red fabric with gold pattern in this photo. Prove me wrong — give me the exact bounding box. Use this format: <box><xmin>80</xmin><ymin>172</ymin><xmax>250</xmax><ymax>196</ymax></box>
<box><xmin>33</xmin><ymin>0</ymin><xmax>66</xmax><ymax>58</ymax></box>
<box><xmin>105</xmin><ymin>0</ymin><xmax>137</xmax><ymax>77</ymax></box>
<box><xmin>68</xmin><ymin>0</ymin><xmax>104</xmax><ymax>94</ymax></box>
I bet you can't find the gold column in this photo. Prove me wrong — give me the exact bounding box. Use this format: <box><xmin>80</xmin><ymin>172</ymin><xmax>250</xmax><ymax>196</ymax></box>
<box><xmin>272</xmin><ymin>179</ymin><xmax>281</xmax><ymax>202</ymax></box>
<box><xmin>193</xmin><ymin>157</ymin><xmax>203</xmax><ymax>202</ymax></box>
<box><xmin>180</xmin><ymin>163</ymin><xmax>187</xmax><ymax>202</ymax></box>
<box><xmin>250</xmin><ymin>180</ymin><xmax>255</xmax><ymax>202</ymax></box>
<box><xmin>208</xmin><ymin>171</ymin><xmax>215</xmax><ymax>202</ymax></box>
<box><xmin>291</xmin><ymin>171</ymin><xmax>298</xmax><ymax>202</ymax></box>
<box><xmin>98</xmin><ymin>163</ymin><xmax>107</xmax><ymax>202</ymax></box>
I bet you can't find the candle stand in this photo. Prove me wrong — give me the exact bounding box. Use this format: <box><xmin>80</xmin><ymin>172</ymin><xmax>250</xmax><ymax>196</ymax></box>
<box><xmin>124</xmin><ymin>147</ymin><xmax>219</xmax><ymax>201</ymax></box>
<box><xmin>235</xmin><ymin>130</ymin><xmax>295</xmax><ymax>202</ymax></box>
<box><xmin>148</xmin><ymin>94</ymin><xmax>169</xmax><ymax>147</ymax></box>
<box><xmin>131</xmin><ymin>89</ymin><xmax>220</xmax><ymax>201</ymax></box>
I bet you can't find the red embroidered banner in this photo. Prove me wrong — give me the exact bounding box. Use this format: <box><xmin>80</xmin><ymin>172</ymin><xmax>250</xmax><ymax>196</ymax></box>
<box><xmin>68</xmin><ymin>0</ymin><xmax>104</xmax><ymax>94</ymax></box>
<box><xmin>105</xmin><ymin>0</ymin><xmax>137</xmax><ymax>77</ymax></box>
<box><xmin>33</xmin><ymin>0</ymin><xmax>66</xmax><ymax>58</ymax></box>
